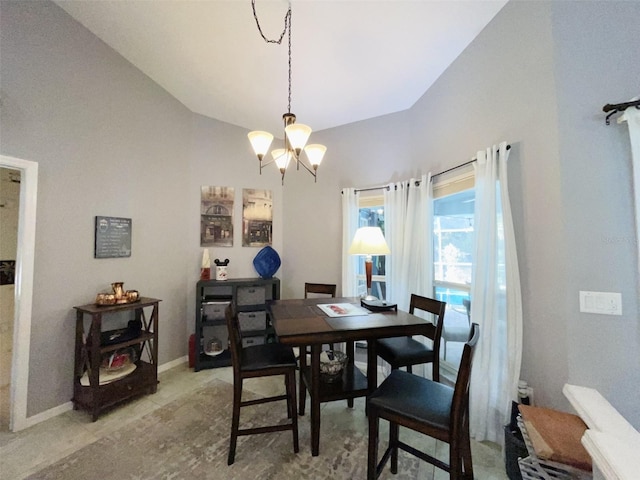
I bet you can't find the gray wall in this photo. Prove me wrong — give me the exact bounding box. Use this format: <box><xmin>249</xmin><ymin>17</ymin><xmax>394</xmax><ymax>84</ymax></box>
<box><xmin>0</xmin><ymin>0</ymin><xmax>282</xmax><ymax>416</ymax></box>
<box><xmin>1</xmin><ymin>0</ymin><xmax>190</xmax><ymax>416</ymax></box>
<box><xmin>551</xmin><ymin>0</ymin><xmax>640</xmax><ymax>423</ymax></box>
<box><xmin>2</xmin><ymin>0</ymin><xmax>639</xmax><ymax>429</ymax></box>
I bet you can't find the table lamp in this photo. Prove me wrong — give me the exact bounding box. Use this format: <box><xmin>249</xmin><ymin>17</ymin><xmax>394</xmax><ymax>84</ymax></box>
<box><xmin>349</xmin><ymin>226</ymin><xmax>390</xmax><ymax>306</ymax></box>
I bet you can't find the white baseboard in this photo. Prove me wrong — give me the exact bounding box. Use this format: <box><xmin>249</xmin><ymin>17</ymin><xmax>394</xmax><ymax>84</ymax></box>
<box><xmin>22</xmin><ymin>401</ymin><xmax>74</xmax><ymax>430</ymax></box>
<box><xmin>158</xmin><ymin>355</ymin><xmax>188</xmax><ymax>373</ymax></box>
<box><xmin>18</xmin><ymin>356</ymin><xmax>189</xmax><ymax>431</ymax></box>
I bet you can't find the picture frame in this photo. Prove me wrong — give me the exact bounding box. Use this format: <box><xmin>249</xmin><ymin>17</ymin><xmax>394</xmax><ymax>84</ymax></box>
<box><xmin>94</xmin><ymin>216</ymin><xmax>132</xmax><ymax>258</ymax></box>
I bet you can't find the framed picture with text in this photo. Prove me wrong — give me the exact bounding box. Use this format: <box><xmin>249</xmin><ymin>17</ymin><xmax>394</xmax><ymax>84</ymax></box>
<box><xmin>94</xmin><ymin>216</ymin><xmax>132</xmax><ymax>258</ymax></box>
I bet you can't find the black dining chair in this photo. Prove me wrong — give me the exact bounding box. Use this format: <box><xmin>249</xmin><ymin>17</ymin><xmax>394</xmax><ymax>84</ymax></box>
<box><xmin>225</xmin><ymin>305</ymin><xmax>299</xmax><ymax>465</ymax></box>
<box><xmin>303</xmin><ymin>282</ymin><xmax>338</xmax><ymax>352</ymax></box>
<box><xmin>367</xmin><ymin>323</ymin><xmax>480</xmax><ymax>480</ymax></box>
<box><xmin>375</xmin><ymin>294</ymin><xmax>445</xmax><ymax>381</ymax></box>
<box><xmin>442</xmin><ymin>298</ymin><xmax>472</xmax><ymax>361</ymax></box>
<box><xmin>299</xmin><ymin>281</ymin><xmax>351</xmax><ymax>411</ymax></box>
<box><xmin>304</xmin><ymin>282</ymin><xmax>337</xmax><ymax>298</ymax></box>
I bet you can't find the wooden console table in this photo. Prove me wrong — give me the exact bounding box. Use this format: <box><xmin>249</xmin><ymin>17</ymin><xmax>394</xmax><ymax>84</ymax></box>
<box><xmin>72</xmin><ymin>297</ymin><xmax>160</xmax><ymax>421</ymax></box>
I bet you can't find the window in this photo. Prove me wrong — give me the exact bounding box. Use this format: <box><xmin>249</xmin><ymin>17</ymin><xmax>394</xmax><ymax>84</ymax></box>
<box><xmin>433</xmin><ymin>168</ymin><xmax>474</xmax><ymax>368</ymax></box>
<box><xmin>357</xmin><ymin>195</ymin><xmax>386</xmax><ymax>299</ymax></box>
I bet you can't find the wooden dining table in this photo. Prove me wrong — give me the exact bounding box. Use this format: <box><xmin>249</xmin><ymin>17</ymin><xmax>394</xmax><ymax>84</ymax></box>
<box><xmin>267</xmin><ymin>296</ymin><xmax>437</xmax><ymax>456</ymax></box>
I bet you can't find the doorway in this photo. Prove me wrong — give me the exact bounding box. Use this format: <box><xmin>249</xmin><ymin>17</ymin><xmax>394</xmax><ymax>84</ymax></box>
<box><xmin>0</xmin><ymin>155</ymin><xmax>37</xmax><ymax>432</ymax></box>
<box><xmin>0</xmin><ymin>167</ymin><xmax>21</xmax><ymax>429</ymax></box>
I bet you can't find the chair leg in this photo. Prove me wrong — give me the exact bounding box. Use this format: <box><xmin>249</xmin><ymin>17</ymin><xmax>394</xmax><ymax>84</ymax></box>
<box><xmin>286</xmin><ymin>370</ymin><xmax>300</xmax><ymax>453</ymax></box>
<box><xmin>284</xmin><ymin>372</ymin><xmax>292</xmax><ymax>419</ymax></box>
<box><xmin>390</xmin><ymin>421</ymin><xmax>399</xmax><ymax>474</ymax></box>
<box><xmin>461</xmin><ymin>413</ymin><xmax>473</xmax><ymax>479</ymax></box>
<box><xmin>367</xmin><ymin>404</ymin><xmax>380</xmax><ymax>480</ymax></box>
<box><xmin>299</xmin><ymin>348</ymin><xmax>307</xmax><ymax>415</ymax></box>
<box><xmin>228</xmin><ymin>377</ymin><xmax>242</xmax><ymax>465</ymax></box>
<box><xmin>461</xmin><ymin>438</ymin><xmax>473</xmax><ymax>479</ymax></box>
<box><xmin>347</xmin><ymin>340</ymin><xmax>355</xmax><ymax>408</ymax></box>
<box><xmin>407</xmin><ymin>364</ymin><xmax>413</xmax><ymax>374</ymax></box>
<box><xmin>451</xmin><ymin>422</ymin><xmax>474</xmax><ymax>480</ymax></box>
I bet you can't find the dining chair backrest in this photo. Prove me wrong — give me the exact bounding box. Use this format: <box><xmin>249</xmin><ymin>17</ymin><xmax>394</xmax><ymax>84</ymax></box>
<box><xmin>450</xmin><ymin>322</ymin><xmax>479</xmax><ymax>438</ymax></box>
<box><xmin>304</xmin><ymin>283</ymin><xmax>337</xmax><ymax>298</ymax></box>
<box><xmin>409</xmin><ymin>293</ymin><xmax>445</xmax><ymax>374</ymax></box>
<box><xmin>225</xmin><ymin>304</ymin><xmax>242</xmax><ymax>374</ymax></box>
<box><xmin>408</xmin><ymin>293</ymin><xmax>446</xmax><ymax>341</ymax></box>
<box><xmin>462</xmin><ymin>299</ymin><xmax>471</xmax><ymax>323</ymax></box>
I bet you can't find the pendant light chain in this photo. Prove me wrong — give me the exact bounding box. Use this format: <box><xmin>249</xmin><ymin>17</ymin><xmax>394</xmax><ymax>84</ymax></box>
<box><xmin>287</xmin><ymin>10</ymin><xmax>292</xmax><ymax>114</ymax></box>
<box><xmin>251</xmin><ymin>0</ymin><xmax>293</xmax><ymax>114</ymax></box>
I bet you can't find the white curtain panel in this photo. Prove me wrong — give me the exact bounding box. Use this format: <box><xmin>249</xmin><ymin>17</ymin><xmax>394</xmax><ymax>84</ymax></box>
<box><xmin>341</xmin><ymin>188</ymin><xmax>360</xmax><ymax>296</ymax></box>
<box><xmin>469</xmin><ymin>142</ymin><xmax>523</xmax><ymax>444</ymax></box>
<box><xmin>404</xmin><ymin>174</ymin><xmax>433</xmax><ymax>302</ymax></box>
<box><xmin>384</xmin><ymin>181</ymin><xmax>409</xmax><ymax>308</ymax></box>
<box><xmin>618</xmin><ymin>106</ymin><xmax>640</xmax><ymax>277</ymax></box>
<box><xmin>384</xmin><ymin>176</ymin><xmax>432</xmax><ymax>309</ymax></box>
<box><xmin>382</xmin><ymin>175</ymin><xmax>433</xmax><ymax>377</ymax></box>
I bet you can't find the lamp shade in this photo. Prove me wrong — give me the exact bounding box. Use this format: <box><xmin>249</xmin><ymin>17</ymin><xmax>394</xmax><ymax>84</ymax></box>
<box><xmin>247</xmin><ymin>131</ymin><xmax>274</xmax><ymax>159</ymax></box>
<box><xmin>304</xmin><ymin>144</ymin><xmax>327</xmax><ymax>167</ymax></box>
<box><xmin>272</xmin><ymin>148</ymin><xmax>291</xmax><ymax>170</ymax></box>
<box><xmin>285</xmin><ymin>123</ymin><xmax>312</xmax><ymax>152</ymax></box>
<box><xmin>348</xmin><ymin>227</ymin><xmax>390</xmax><ymax>256</ymax></box>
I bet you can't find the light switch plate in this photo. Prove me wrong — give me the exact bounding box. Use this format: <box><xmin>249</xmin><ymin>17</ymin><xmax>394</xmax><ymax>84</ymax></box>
<box><xmin>579</xmin><ymin>291</ymin><xmax>622</xmax><ymax>315</ymax></box>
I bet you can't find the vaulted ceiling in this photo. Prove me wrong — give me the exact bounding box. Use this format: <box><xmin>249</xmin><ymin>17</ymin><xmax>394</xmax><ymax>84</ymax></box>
<box><xmin>55</xmin><ymin>0</ymin><xmax>507</xmax><ymax>134</ymax></box>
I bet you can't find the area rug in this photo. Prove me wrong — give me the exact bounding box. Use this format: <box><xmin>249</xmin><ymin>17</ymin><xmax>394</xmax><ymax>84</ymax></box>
<box><xmin>27</xmin><ymin>378</ymin><xmax>426</xmax><ymax>480</ymax></box>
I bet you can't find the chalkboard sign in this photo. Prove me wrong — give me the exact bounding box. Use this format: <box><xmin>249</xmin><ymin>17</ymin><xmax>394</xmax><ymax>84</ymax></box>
<box><xmin>94</xmin><ymin>216</ymin><xmax>132</xmax><ymax>258</ymax></box>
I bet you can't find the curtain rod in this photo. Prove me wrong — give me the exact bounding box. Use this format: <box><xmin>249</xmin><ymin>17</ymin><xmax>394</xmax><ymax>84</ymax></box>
<box><xmin>603</xmin><ymin>99</ymin><xmax>640</xmax><ymax>125</ymax></box>
<box><xmin>352</xmin><ymin>144</ymin><xmax>511</xmax><ymax>193</ymax></box>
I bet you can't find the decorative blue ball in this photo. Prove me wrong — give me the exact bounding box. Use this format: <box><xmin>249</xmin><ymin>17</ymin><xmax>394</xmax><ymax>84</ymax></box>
<box><xmin>253</xmin><ymin>246</ymin><xmax>281</xmax><ymax>278</ymax></box>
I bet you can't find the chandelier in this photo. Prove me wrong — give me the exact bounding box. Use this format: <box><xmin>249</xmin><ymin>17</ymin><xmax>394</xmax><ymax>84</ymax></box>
<box><xmin>247</xmin><ymin>0</ymin><xmax>327</xmax><ymax>185</ymax></box>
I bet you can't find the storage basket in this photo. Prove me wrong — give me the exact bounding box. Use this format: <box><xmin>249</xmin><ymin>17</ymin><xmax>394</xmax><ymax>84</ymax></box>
<box><xmin>202</xmin><ymin>301</ymin><xmax>229</xmax><ymax>321</ymax></box>
<box><xmin>505</xmin><ymin>424</ymin><xmax>528</xmax><ymax>479</ymax></box>
<box><xmin>238</xmin><ymin>311</ymin><xmax>266</xmax><ymax>331</ymax></box>
<box><xmin>517</xmin><ymin>416</ymin><xmax>592</xmax><ymax>480</ymax></box>
<box><xmin>505</xmin><ymin>401</ymin><xmax>528</xmax><ymax>480</ymax></box>
<box><xmin>242</xmin><ymin>336</ymin><xmax>265</xmax><ymax>348</ymax></box>
<box><xmin>237</xmin><ymin>286</ymin><xmax>266</xmax><ymax>306</ymax></box>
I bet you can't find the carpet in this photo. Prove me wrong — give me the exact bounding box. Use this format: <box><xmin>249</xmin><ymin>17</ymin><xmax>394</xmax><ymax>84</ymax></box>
<box><xmin>27</xmin><ymin>378</ymin><xmax>427</xmax><ymax>480</ymax></box>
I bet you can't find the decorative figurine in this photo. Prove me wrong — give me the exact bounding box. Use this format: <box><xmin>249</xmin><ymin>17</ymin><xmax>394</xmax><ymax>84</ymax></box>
<box><xmin>214</xmin><ymin>258</ymin><xmax>229</xmax><ymax>281</ymax></box>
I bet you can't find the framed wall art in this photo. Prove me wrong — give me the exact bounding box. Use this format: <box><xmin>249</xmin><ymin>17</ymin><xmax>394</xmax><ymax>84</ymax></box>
<box><xmin>94</xmin><ymin>216</ymin><xmax>132</xmax><ymax>258</ymax></box>
<box><xmin>201</xmin><ymin>186</ymin><xmax>234</xmax><ymax>247</ymax></box>
<box><xmin>242</xmin><ymin>188</ymin><xmax>272</xmax><ymax>247</ymax></box>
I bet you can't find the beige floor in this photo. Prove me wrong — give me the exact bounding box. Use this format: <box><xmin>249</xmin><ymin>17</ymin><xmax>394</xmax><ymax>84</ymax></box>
<box><xmin>0</xmin><ymin>362</ymin><xmax>509</xmax><ymax>480</ymax></box>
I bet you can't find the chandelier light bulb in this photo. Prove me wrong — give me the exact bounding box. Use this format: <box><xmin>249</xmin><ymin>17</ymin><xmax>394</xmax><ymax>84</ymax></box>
<box><xmin>271</xmin><ymin>149</ymin><xmax>291</xmax><ymax>170</ymax></box>
<box><xmin>285</xmin><ymin>123</ymin><xmax>312</xmax><ymax>154</ymax></box>
<box><xmin>248</xmin><ymin>131</ymin><xmax>274</xmax><ymax>161</ymax></box>
<box><xmin>304</xmin><ymin>144</ymin><xmax>327</xmax><ymax>168</ymax></box>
